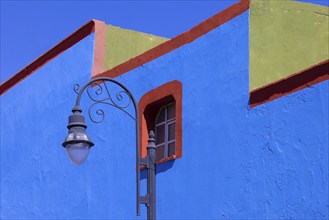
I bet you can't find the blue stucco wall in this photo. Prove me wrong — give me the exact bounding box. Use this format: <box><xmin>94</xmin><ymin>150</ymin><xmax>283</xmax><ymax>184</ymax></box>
<box><xmin>1</xmin><ymin>9</ymin><xmax>328</xmax><ymax>220</ymax></box>
<box><xmin>114</xmin><ymin>9</ymin><xmax>328</xmax><ymax>219</ymax></box>
<box><xmin>0</xmin><ymin>34</ymin><xmax>95</xmax><ymax>219</ymax></box>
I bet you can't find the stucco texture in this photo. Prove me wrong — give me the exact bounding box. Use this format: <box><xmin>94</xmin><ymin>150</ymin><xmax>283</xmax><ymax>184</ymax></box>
<box><xmin>116</xmin><ymin>10</ymin><xmax>328</xmax><ymax>219</ymax></box>
<box><xmin>250</xmin><ymin>0</ymin><xmax>329</xmax><ymax>90</ymax></box>
<box><xmin>0</xmin><ymin>34</ymin><xmax>95</xmax><ymax>219</ymax></box>
<box><xmin>1</xmin><ymin>7</ymin><xmax>328</xmax><ymax>220</ymax></box>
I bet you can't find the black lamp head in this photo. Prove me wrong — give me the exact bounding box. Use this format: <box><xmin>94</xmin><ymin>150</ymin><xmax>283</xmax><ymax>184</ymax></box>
<box><xmin>63</xmin><ymin>106</ymin><xmax>94</xmax><ymax>165</ymax></box>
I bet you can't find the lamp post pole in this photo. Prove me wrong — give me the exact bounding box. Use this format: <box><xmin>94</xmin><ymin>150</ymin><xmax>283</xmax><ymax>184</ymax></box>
<box><xmin>147</xmin><ymin>132</ymin><xmax>156</xmax><ymax>219</ymax></box>
<box><xmin>62</xmin><ymin>77</ymin><xmax>157</xmax><ymax>220</ymax></box>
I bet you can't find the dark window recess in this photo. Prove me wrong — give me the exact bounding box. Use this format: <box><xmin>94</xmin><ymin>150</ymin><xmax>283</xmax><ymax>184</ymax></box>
<box><xmin>155</xmin><ymin>103</ymin><xmax>176</xmax><ymax>161</ymax></box>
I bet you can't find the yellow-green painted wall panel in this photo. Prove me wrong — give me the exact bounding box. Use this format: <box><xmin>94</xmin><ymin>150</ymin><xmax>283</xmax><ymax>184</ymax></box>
<box><xmin>250</xmin><ymin>0</ymin><xmax>329</xmax><ymax>90</ymax></box>
<box><xmin>104</xmin><ymin>25</ymin><xmax>168</xmax><ymax>70</ymax></box>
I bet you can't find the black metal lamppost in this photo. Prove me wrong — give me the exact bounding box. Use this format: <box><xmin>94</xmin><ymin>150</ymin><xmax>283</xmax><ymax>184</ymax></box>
<box><xmin>62</xmin><ymin>77</ymin><xmax>157</xmax><ymax>220</ymax></box>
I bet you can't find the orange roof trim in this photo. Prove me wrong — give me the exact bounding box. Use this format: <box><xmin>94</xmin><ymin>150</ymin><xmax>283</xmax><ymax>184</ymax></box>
<box><xmin>0</xmin><ymin>19</ymin><xmax>107</xmax><ymax>95</ymax></box>
<box><xmin>96</xmin><ymin>0</ymin><xmax>250</xmax><ymax>79</ymax></box>
<box><xmin>2</xmin><ymin>0</ymin><xmax>326</xmax><ymax>109</ymax></box>
<box><xmin>250</xmin><ymin>59</ymin><xmax>329</xmax><ymax>108</ymax></box>
<box><xmin>0</xmin><ymin>1</ymin><xmax>250</xmax><ymax>95</ymax></box>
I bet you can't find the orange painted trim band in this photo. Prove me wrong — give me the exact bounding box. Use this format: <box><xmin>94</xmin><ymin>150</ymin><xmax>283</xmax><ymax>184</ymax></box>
<box><xmin>0</xmin><ymin>0</ymin><xmax>249</xmax><ymax>95</ymax></box>
<box><xmin>0</xmin><ymin>19</ymin><xmax>107</xmax><ymax>95</ymax></box>
<box><xmin>250</xmin><ymin>59</ymin><xmax>329</xmax><ymax>108</ymax></box>
<box><xmin>138</xmin><ymin>80</ymin><xmax>183</xmax><ymax>162</ymax></box>
<box><xmin>92</xmin><ymin>20</ymin><xmax>107</xmax><ymax>77</ymax></box>
<box><xmin>94</xmin><ymin>0</ymin><xmax>250</xmax><ymax>79</ymax></box>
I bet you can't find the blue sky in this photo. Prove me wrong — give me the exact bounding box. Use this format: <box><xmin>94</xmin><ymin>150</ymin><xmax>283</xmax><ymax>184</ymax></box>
<box><xmin>1</xmin><ymin>0</ymin><xmax>328</xmax><ymax>83</ymax></box>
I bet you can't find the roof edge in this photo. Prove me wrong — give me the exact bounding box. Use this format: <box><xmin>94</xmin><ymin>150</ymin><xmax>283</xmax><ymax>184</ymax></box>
<box><xmin>0</xmin><ymin>19</ymin><xmax>106</xmax><ymax>95</ymax></box>
<box><xmin>95</xmin><ymin>0</ymin><xmax>250</xmax><ymax>79</ymax></box>
<box><xmin>0</xmin><ymin>1</ymin><xmax>250</xmax><ymax>95</ymax></box>
<box><xmin>249</xmin><ymin>59</ymin><xmax>329</xmax><ymax>108</ymax></box>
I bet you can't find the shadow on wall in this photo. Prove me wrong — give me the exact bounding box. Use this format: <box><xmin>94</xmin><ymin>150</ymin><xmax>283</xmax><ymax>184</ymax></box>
<box><xmin>141</xmin><ymin>160</ymin><xmax>175</xmax><ymax>179</ymax></box>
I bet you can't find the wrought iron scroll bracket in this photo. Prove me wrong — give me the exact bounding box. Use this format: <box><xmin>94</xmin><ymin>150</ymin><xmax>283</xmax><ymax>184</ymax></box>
<box><xmin>72</xmin><ymin>77</ymin><xmax>144</xmax><ymax>216</ymax></box>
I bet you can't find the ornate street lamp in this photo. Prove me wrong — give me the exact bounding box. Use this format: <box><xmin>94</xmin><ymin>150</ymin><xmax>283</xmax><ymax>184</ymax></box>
<box><xmin>62</xmin><ymin>77</ymin><xmax>156</xmax><ymax>219</ymax></box>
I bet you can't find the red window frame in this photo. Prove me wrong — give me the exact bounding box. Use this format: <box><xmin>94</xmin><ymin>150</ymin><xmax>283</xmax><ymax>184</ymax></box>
<box><xmin>138</xmin><ymin>80</ymin><xmax>182</xmax><ymax>164</ymax></box>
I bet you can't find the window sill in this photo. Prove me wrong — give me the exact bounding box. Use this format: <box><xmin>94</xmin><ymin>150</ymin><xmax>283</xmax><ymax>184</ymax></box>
<box><xmin>140</xmin><ymin>155</ymin><xmax>176</xmax><ymax>170</ymax></box>
<box><xmin>156</xmin><ymin>155</ymin><xmax>176</xmax><ymax>164</ymax></box>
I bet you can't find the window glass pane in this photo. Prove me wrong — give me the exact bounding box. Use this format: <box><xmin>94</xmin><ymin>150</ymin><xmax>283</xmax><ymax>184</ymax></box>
<box><xmin>156</xmin><ymin>145</ymin><xmax>165</xmax><ymax>161</ymax></box>
<box><xmin>168</xmin><ymin>122</ymin><xmax>175</xmax><ymax>141</ymax></box>
<box><xmin>155</xmin><ymin>107</ymin><xmax>165</xmax><ymax>124</ymax></box>
<box><xmin>167</xmin><ymin>103</ymin><xmax>175</xmax><ymax>120</ymax></box>
<box><xmin>168</xmin><ymin>142</ymin><xmax>176</xmax><ymax>157</ymax></box>
<box><xmin>155</xmin><ymin>124</ymin><xmax>165</xmax><ymax>144</ymax></box>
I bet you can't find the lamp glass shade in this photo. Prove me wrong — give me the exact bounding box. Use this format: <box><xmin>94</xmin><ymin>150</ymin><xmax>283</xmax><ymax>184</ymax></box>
<box><xmin>63</xmin><ymin>126</ymin><xmax>94</xmax><ymax>165</ymax></box>
<box><xmin>66</xmin><ymin>143</ymin><xmax>90</xmax><ymax>165</ymax></box>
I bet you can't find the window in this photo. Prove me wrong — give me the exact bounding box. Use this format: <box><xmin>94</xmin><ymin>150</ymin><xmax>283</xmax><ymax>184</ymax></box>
<box><xmin>138</xmin><ymin>80</ymin><xmax>182</xmax><ymax>164</ymax></box>
<box><xmin>155</xmin><ymin>103</ymin><xmax>176</xmax><ymax>161</ymax></box>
